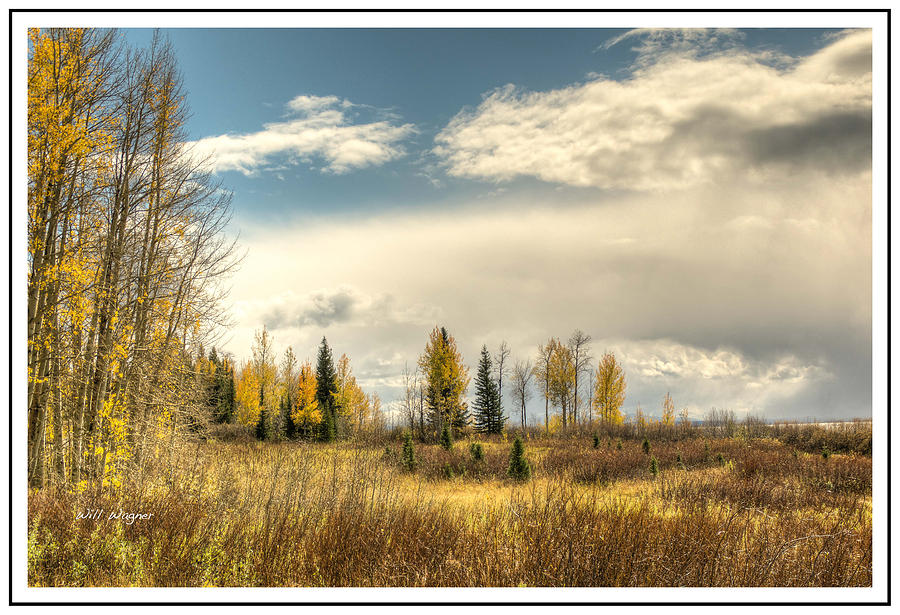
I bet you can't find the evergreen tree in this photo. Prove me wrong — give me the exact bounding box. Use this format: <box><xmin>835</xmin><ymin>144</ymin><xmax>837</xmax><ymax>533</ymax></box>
<box><xmin>649</xmin><ymin>456</ymin><xmax>659</xmax><ymax>477</ymax></box>
<box><xmin>315</xmin><ymin>337</ymin><xmax>338</xmax><ymax>441</ymax></box>
<box><xmin>470</xmin><ymin>441</ymin><xmax>484</xmax><ymax>461</ymax></box>
<box><xmin>473</xmin><ymin>345</ymin><xmax>504</xmax><ymax>434</ymax></box>
<box><xmin>507</xmin><ymin>437</ymin><xmax>531</xmax><ymax>481</ymax></box>
<box><xmin>255</xmin><ymin>404</ymin><xmax>269</xmax><ymax>441</ymax></box>
<box><xmin>642</xmin><ymin>437</ymin><xmax>651</xmax><ymax>455</ymax></box>
<box><xmin>401</xmin><ymin>430</ymin><xmax>417</xmax><ymax>471</ymax></box>
<box><xmin>440</xmin><ymin>423</ymin><xmax>453</xmax><ymax>450</ymax></box>
<box><xmin>282</xmin><ymin>396</ymin><xmax>296</xmax><ymax>440</ymax></box>
<box><xmin>318</xmin><ymin>402</ymin><xmax>336</xmax><ymax>442</ymax></box>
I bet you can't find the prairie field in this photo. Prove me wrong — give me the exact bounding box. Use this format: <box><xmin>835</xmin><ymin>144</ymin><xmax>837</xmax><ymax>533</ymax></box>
<box><xmin>27</xmin><ymin>422</ymin><xmax>872</xmax><ymax>587</ymax></box>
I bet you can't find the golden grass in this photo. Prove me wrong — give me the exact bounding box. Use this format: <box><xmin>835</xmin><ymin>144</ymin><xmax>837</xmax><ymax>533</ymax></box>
<box><xmin>27</xmin><ymin>433</ymin><xmax>872</xmax><ymax>587</ymax></box>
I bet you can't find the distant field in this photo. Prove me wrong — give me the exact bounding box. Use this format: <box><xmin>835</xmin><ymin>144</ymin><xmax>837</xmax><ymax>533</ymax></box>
<box><xmin>28</xmin><ymin>424</ymin><xmax>872</xmax><ymax>587</ymax></box>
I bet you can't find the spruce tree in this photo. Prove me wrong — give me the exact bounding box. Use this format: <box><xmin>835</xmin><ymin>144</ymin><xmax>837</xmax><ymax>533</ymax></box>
<box><xmin>440</xmin><ymin>423</ymin><xmax>453</xmax><ymax>450</ymax></box>
<box><xmin>470</xmin><ymin>441</ymin><xmax>484</xmax><ymax>461</ymax></box>
<box><xmin>474</xmin><ymin>345</ymin><xmax>504</xmax><ymax>434</ymax></box>
<box><xmin>318</xmin><ymin>403</ymin><xmax>336</xmax><ymax>442</ymax></box>
<box><xmin>315</xmin><ymin>337</ymin><xmax>338</xmax><ymax>442</ymax></box>
<box><xmin>283</xmin><ymin>396</ymin><xmax>296</xmax><ymax>440</ymax></box>
<box><xmin>255</xmin><ymin>405</ymin><xmax>268</xmax><ymax>441</ymax></box>
<box><xmin>401</xmin><ymin>431</ymin><xmax>417</xmax><ymax>471</ymax></box>
<box><xmin>507</xmin><ymin>437</ymin><xmax>531</xmax><ymax>481</ymax></box>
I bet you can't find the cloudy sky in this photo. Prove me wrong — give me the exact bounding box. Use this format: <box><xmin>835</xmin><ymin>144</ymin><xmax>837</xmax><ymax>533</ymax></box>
<box><xmin>127</xmin><ymin>27</ymin><xmax>873</xmax><ymax>422</ymax></box>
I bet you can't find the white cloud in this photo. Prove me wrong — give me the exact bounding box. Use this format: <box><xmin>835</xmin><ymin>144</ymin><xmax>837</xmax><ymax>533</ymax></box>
<box><xmin>189</xmin><ymin>95</ymin><xmax>415</xmax><ymax>176</ymax></box>
<box><xmin>223</xmin><ymin>164</ymin><xmax>870</xmax><ymax>419</ymax></box>
<box><xmin>606</xmin><ymin>338</ymin><xmax>831</xmax><ymax>417</ymax></box>
<box><xmin>434</xmin><ymin>29</ymin><xmax>871</xmax><ymax>191</ymax></box>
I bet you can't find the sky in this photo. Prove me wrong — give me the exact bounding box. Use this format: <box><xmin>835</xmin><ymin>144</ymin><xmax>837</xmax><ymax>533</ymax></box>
<box><xmin>124</xmin><ymin>27</ymin><xmax>873</xmax><ymax>423</ymax></box>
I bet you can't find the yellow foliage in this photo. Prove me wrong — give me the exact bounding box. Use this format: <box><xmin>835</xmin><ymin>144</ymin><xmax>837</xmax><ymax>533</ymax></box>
<box><xmin>292</xmin><ymin>362</ymin><xmax>320</xmax><ymax>432</ymax></box>
<box><xmin>235</xmin><ymin>362</ymin><xmax>261</xmax><ymax>427</ymax></box>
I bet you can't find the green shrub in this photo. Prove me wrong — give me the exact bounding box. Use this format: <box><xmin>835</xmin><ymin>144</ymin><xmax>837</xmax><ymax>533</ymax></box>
<box><xmin>642</xmin><ymin>438</ymin><xmax>651</xmax><ymax>455</ymax></box>
<box><xmin>592</xmin><ymin>434</ymin><xmax>600</xmax><ymax>448</ymax></box>
<box><xmin>649</xmin><ymin>456</ymin><xmax>659</xmax><ymax>477</ymax></box>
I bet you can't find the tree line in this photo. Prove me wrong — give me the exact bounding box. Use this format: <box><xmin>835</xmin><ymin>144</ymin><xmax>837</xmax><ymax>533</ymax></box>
<box><xmin>224</xmin><ymin>328</ymin><xmax>385</xmax><ymax>442</ymax></box>
<box><xmin>397</xmin><ymin>326</ymin><xmax>686</xmax><ymax>442</ymax></box>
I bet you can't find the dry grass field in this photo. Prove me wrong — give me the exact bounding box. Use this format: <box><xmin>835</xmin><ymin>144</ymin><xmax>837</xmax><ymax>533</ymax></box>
<box><xmin>27</xmin><ymin>423</ymin><xmax>871</xmax><ymax>587</ymax></box>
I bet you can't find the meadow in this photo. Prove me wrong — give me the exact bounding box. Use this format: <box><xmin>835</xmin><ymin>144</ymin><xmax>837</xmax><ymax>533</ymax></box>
<box><xmin>27</xmin><ymin>422</ymin><xmax>872</xmax><ymax>587</ymax></box>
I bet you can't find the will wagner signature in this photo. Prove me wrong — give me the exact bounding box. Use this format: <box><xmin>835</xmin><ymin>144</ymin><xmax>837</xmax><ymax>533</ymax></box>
<box><xmin>75</xmin><ymin>508</ymin><xmax>153</xmax><ymax>524</ymax></box>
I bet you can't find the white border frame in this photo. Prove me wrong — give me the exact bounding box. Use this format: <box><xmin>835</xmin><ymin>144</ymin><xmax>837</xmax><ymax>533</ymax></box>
<box><xmin>7</xmin><ymin>6</ymin><xmax>890</xmax><ymax>605</ymax></box>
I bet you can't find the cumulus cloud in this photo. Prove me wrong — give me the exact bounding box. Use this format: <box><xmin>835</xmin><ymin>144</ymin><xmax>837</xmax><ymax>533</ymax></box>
<box><xmin>189</xmin><ymin>94</ymin><xmax>415</xmax><ymax>176</ymax></box>
<box><xmin>434</xmin><ymin>29</ymin><xmax>871</xmax><ymax>191</ymax></box>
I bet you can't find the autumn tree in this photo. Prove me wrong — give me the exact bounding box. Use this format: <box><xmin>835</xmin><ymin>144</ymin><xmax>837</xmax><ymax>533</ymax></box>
<box><xmin>548</xmin><ymin>341</ymin><xmax>575</xmax><ymax>430</ymax></box>
<box><xmin>568</xmin><ymin>330</ymin><xmax>593</xmax><ymax>426</ymax></box>
<box><xmin>510</xmin><ymin>358</ymin><xmax>534</xmax><ymax>429</ymax></box>
<box><xmin>292</xmin><ymin>361</ymin><xmax>320</xmax><ymax>439</ymax></box>
<box><xmin>333</xmin><ymin>353</ymin><xmax>370</xmax><ymax>437</ymax></box>
<box><xmin>235</xmin><ymin>362</ymin><xmax>261</xmax><ymax>427</ymax></box>
<box><xmin>534</xmin><ymin>339</ymin><xmax>556</xmax><ymax>434</ymax></box>
<box><xmin>418</xmin><ymin>326</ymin><xmax>470</xmax><ymax>438</ymax></box>
<box><xmin>661</xmin><ymin>392</ymin><xmax>676</xmax><ymax>427</ymax></box>
<box><xmin>593</xmin><ymin>352</ymin><xmax>626</xmax><ymax>427</ymax></box>
<box><xmin>473</xmin><ymin>345</ymin><xmax>504</xmax><ymax>434</ymax></box>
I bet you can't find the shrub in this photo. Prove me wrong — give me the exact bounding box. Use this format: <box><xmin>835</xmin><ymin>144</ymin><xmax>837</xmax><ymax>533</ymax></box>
<box><xmin>470</xmin><ymin>442</ymin><xmax>484</xmax><ymax>461</ymax></box>
<box><xmin>616</xmin><ymin>439</ymin><xmax>623</xmax><ymax>450</ymax></box>
<box><xmin>442</xmin><ymin>463</ymin><xmax>455</xmax><ymax>479</ymax></box>
<box><xmin>642</xmin><ymin>438</ymin><xmax>651</xmax><ymax>455</ymax></box>
<box><xmin>649</xmin><ymin>456</ymin><xmax>659</xmax><ymax>478</ymax></box>
<box><xmin>508</xmin><ymin>437</ymin><xmax>531</xmax><ymax>481</ymax></box>
<box><xmin>401</xmin><ymin>431</ymin><xmax>417</xmax><ymax>471</ymax></box>
<box><xmin>593</xmin><ymin>434</ymin><xmax>600</xmax><ymax>448</ymax></box>
<box><xmin>717</xmin><ymin>452</ymin><xmax>725</xmax><ymax>466</ymax></box>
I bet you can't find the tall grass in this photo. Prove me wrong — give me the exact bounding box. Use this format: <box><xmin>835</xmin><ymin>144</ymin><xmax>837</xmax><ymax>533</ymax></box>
<box><xmin>28</xmin><ymin>432</ymin><xmax>872</xmax><ymax>587</ymax></box>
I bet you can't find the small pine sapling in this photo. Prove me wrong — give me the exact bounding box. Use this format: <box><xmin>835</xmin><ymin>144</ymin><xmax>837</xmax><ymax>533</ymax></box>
<box><xmin>649</xmin><ymin>456</ymin><xmax>659</xmax><ymax>477</ymax></box>
<box><xmin>470</xmin><ymin>441</ymin><xmax>484</xmax><ymax>461</ymax></box>
<box><xmin>642</xmin><ymin>438</ymin><xmax>651</xmax><ymax>455</ymax></box>
<box><xmin>508</xmin><ymin>437</ymin><xmax>531</xmax><ymax>481</ymax></box>
<box><xmin>440</xmin><ymin>423</ymin><xmax>453</xmax><ymax>451</ymax></box>
<box><xmin>401</xmin><ymin>431</ymin><xmax>417</xmax><ymax>471</ymax></box>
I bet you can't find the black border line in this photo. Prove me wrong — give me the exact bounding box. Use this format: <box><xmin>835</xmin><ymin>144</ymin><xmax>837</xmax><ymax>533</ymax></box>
<box><xmin>9</xmin><ymin>8</ymin><xmax>891</xmax><ymax>607</ymax></box>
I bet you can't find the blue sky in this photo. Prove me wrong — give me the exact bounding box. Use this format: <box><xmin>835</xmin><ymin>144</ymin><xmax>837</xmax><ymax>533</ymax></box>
<box><xmin>124</xmin><ymin>28</ymin><xmax>850</xmax><ymax>222</ymax></box>
<box><xmin>122</xmin><ymin>27</ymin><xmax>873</xmax><ymax>422</ymax></box>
